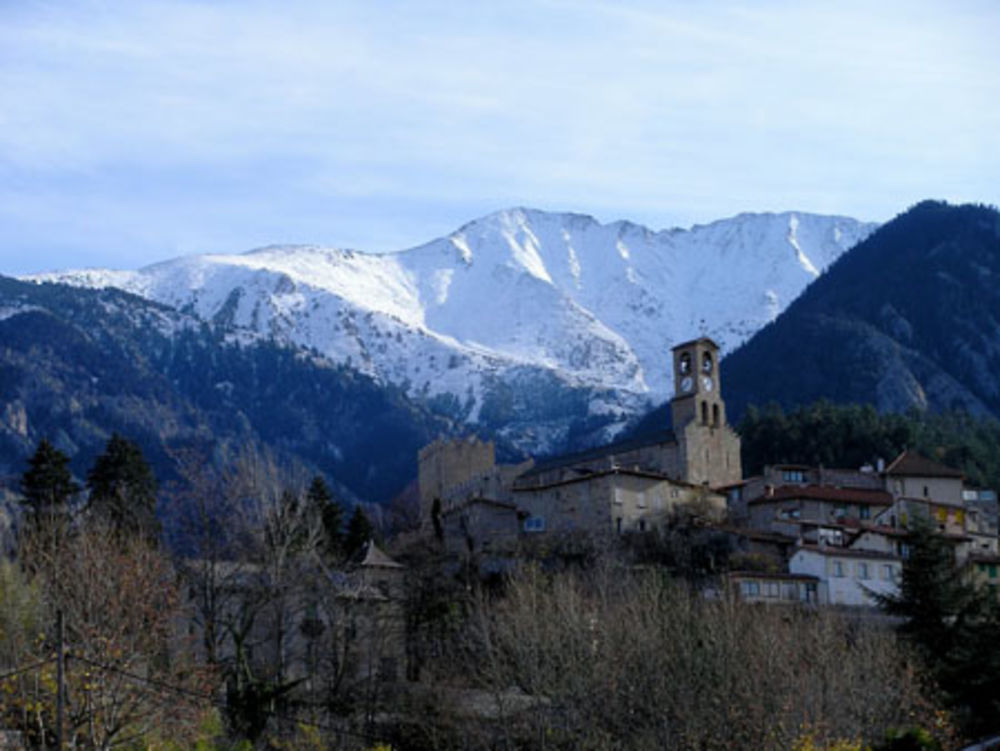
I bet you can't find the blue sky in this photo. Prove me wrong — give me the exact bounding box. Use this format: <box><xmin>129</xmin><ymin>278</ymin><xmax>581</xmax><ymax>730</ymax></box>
<box><xmin>2</xmin><ymin>0</ymin><xmax>998</xmax><ymax>274</ymax></box>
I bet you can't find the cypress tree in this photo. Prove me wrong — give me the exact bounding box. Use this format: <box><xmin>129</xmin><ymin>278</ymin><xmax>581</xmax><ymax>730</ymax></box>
<box><xmin>306</xmin><ymin>475</ymin><xmax>344</xmax><ymax>560</ymax></box>
<box><xmin>344</xmin><ymin>505</ymin><xmax>375</xmax><ymax>559</ymax></box>
<box><xmin>86</xmin><ymin>433</ymin><xmax>159</xmax><ymax>541</ymax></box>
<box><xmin>20</xmin><ymin>438</ymin><xmax>79</xmax><ymax>531</ymax></box>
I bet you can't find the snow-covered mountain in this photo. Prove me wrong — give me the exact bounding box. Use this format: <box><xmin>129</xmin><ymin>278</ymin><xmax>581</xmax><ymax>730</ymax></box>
<box><xmin>30</xmin><ymin>208</ymin><xmax>876</xmax><ymax>451</ymax></box>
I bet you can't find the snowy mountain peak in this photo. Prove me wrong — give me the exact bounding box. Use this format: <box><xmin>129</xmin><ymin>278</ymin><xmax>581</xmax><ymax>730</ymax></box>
<box><xmin>27</xmin><ymin>207</ymin><xmax>877</xmax><ymax>451</ymax></box>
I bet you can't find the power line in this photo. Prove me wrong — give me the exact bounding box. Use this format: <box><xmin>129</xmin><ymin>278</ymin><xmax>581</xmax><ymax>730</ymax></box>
<box><xmin>68</xmin><ymin>654</ymin><xmax>387</xmax><ymax>744</ymax></box>
<box><xmin>2</xmin><ymin>646</ymin><xmax>391</xmax><ymax>744</ymax></box>
<box><xmin>0</xmin><ymin>657</ymin><xmax>57</xmax><ymax>683</ymax></box>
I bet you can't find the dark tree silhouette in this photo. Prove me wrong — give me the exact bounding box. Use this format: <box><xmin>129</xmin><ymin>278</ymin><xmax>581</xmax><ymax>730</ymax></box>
<box><xmin>344</xmin><ymin>505</ymin><xmax>375</xmax><ymax>558</ymax></box>
<box><xmin>306</xmin><ymin>475</ymin><xmax>344</xmax><ymax>560</ymax></box>
<box><xmin>86</xmin><ymin>433</ymin><xmax>159</xmax><ymax>540</ymax></box>
<box><xmin>20</xmin><ymin>438</ymin><xmax>79</xmax><ymax>534</ymax></box>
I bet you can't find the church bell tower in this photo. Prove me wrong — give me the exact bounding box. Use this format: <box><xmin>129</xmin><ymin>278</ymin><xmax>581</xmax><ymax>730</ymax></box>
<box><xmin>669</xmin><ymin>337</ymin><xmax>741</xmax><ymax>489</ymax></box>
<box><xmin>670</xmin><ymin>337</ymin><xmax>727</xmax><ymax>430</ymax></box>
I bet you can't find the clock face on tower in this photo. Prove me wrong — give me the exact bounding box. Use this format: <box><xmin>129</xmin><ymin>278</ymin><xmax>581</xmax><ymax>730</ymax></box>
<box><xmin>701</xmin><ymin>376</ymin><xmax>713</xmax><ymax>392</ymax></box>
<box><xmin>680</xmin><ymin>376</ymin><xmax>693</xmax><ymax>393</ymax></box>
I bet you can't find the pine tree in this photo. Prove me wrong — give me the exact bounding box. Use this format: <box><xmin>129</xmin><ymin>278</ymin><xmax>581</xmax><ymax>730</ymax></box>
<box><xmin>344</xmin><ymin>505</ymin><xmax>375</xmax><ymax>559</ymax></box>
<box><xmin>877</xmin><ymin>514</ymin><xmax>1000</xmax><ymax>737</ymax></box>
<box><xmin>878</xmin><ymin>514</ymin><xmax>971</xmax><ymax>651</ymax></box>
<box><xmin>20</xmin><ymin>438</ymin><xmax>79</xmax><ymax>532</ymax></box>
<box><xmin>86</xmin><ymin>433</ymin><xmax>159</xmax><ymax>541</ymax></box>
<box><xmin>305</xmin><ymin>476</ymin><xmax>344</xmax><ymax>560</ymax></box>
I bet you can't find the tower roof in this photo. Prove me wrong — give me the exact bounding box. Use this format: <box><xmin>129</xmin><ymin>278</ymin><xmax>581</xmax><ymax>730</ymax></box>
<box><xmin>349</xmin><ymin>539</ymin><xmax>404</xmax><ymax>570</ymax></box>
<box><xmin>671</xmin><ymin>336</ymin><xmax>720</xmax><ymax>352</ymax></box>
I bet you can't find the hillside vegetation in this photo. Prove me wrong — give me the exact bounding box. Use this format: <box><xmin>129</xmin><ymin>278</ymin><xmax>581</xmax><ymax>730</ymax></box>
<box><xmin>738</xmin><ymin>401</ymin><xmax>1000</xmax><ymax>490</ymax></box>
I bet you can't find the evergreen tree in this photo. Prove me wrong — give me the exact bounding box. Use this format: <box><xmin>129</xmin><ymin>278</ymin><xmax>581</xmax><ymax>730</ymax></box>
<box><xmin>344</xmin><ymin>505</ymin><xmax>375</xmax><ymax>559</ymax></box>
<box><xmin>877</xmin><ymin>515</ymin><xmax>1000</xmax><ymax>737</ymax></box>
<box><xmin>86</xmin><ymin>433</ymin><xmax>159</xmax><ymax>541</ymax></box>
<box><xmin>305</xmin><ymin>475</ymin><xmax>344</xmax><ymax>560</ymax></box>
<box><xmin>877</xmin><ymin>514</ymin><xmax>971</xmax><ymax>651</ymax></box>
<box><xmin>20</xmin><ymin>438</ymin><xmax>79</xmax><ymax>532</ymax></box>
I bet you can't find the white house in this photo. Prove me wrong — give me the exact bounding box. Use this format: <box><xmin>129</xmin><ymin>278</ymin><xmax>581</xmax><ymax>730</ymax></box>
<box><xmin>789</xmin><ymin>545</ymin><xmax>901</xmax><ymax>607</ymax></box>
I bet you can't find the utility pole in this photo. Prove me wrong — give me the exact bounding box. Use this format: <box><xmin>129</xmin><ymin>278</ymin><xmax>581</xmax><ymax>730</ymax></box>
<box><xmin>56</xmin><ymin>610</ymin><xmax>64</xmax><ymax>751</ymax></box>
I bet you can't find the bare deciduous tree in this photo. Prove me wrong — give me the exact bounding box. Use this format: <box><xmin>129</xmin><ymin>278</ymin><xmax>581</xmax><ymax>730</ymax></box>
<box><xmin>430</xmin><ymin>562</ymin><xmax>942</xmax><ymax>750</ymax></box>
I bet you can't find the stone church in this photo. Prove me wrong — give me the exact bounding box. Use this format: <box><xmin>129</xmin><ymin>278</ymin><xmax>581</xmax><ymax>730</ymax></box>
<box><xmin>418</xmin><ymin>337</ymin><xmax>742</xmax><ymax>546</ymax></box>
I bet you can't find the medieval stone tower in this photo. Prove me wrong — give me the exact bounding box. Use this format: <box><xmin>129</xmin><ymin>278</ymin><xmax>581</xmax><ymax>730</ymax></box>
<box><xmin>669</xmin><ymin>337</ymin><xmax>742</xmax><ymax>488</ymax></box>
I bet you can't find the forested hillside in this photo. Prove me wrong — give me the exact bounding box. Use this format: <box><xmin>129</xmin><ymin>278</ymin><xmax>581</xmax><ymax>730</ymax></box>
<box><xmin>0</xmin><ymin>276</ymin><xmax>454</xmax><ymax>507</ymax></box>
<box><xmin>737</xmin><ymin>401</ymin><xmax>1000</xmax><ymax>490</ymax></box>
<box><xmin>723</xmin><ymin>200</ymin><xmax>1000</xmax><ymax>419</ymax></box>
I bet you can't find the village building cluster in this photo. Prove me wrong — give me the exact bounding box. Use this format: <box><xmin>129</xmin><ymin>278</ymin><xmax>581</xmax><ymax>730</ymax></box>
<box><xmin>417</xmin><ymin>337</ymin><xmax>1000</xmax><ymax>608</ymax></box>
<box><xmin>192</xmin><ymin>337</ymin><xmax>1000</xmax><ymax>706</ymax></box>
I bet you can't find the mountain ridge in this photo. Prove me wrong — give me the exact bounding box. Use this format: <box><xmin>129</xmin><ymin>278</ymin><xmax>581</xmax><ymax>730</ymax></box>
<box><xmin>29</xmin><ymin>206</ymin><xmax>877</xmax><ymax>453</ymax></box>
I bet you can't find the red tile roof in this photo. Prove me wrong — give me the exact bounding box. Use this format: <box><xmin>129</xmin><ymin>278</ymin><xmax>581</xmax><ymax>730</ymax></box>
<box><xmin>794</xmin><ymin>544</ymin><xmax>902</xmax><ymax>561</ymax></box>
<box><xmin>884</xmin><ymin>450</ymin><xmax>963</xmax><ymax>479</ymax></box>
<box><xmin>748</xmin><ymin>484</ymin><xmax>893</xmax><ymax>506</ymax></box>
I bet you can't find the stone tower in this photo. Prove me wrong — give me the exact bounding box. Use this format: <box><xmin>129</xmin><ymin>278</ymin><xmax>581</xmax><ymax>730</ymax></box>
<box><xmin>670</xmin><ymin>338</ymin><xmax>742</xmax><ymax>488</ymax></box>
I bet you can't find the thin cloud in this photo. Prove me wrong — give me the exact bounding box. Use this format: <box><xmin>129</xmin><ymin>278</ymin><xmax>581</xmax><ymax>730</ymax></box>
<box><xmin>1</xmin><ymin>0</ymin><xmax>998</xmax><ymax>273</ymax></box>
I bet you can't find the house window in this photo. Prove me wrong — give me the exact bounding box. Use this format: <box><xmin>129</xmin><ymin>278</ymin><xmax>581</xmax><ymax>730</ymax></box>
<box><xmin>783</xmin><ymin>470</ymin><xmax>805</xmax><ymax>483</ymax></box>
<box><xmin>859</xmin><ymin>505</ymin><xmax>871</xmax><ymax>520</ymax></box>
<box><xmin>524</xmin><ymin>516</ymin><xmax>546</xmax><ymax>533</ymax></box>
<box><xmin>614</xmin><ymin>488</ymin><xmax>623</xmax><ymax>505</ymax></box>
<box><xmin>856</xmin><ymin>563</ymin><xmax>870</xmax><ymax>580</ymax></box>
<box><xmin>882</xmin><ymin>564</ymin><xmax>894</xmax><ymax>581</ymax></box>
<box><xmin>833</xmin><ymin>505</ymin><xmax>847</xmax><ymax>519</ymax></box>
<box><xmin>765</xmin><ymin>582</ymin><xmax>780</xmax><ymax>598</ymax></box>
<box><xmin>637</xmin><ymin>492</ymin><xmax>646</xmax><ymax>508</ymax></box>
<box><xmin>616</xmin><ymin>517</ymin><xmax>623</xmax><ymax>533</ymax></box>
<box><xmin>833</xmin><ymin>561</ymin><xmax>845</xmax><ymax>578</ymax></box>
<box><xmin>741</xmin><ymin>581</ymin><xmax>760</xmax><ymax>597</ymax></box>
<box><xmin>990</xmin><ymin>564</ymin><xmax>998</xmax><ymax>579</ymax></box>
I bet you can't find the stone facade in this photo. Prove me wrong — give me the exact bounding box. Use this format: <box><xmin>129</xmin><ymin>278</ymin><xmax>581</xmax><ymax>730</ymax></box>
<box><xmin>514</xmin><ymin>469</ymin><xmax>724</xmax><ymax>536</ymax></box>
<box><xmin>418</xmin><ymin>436</ymin><xmax>499</xmax><ymax>526</ymax></box>
<box><xmin>418</xmin><ymin>337</ymin><xmax>740</xmax><ymax>544</ymax></box>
